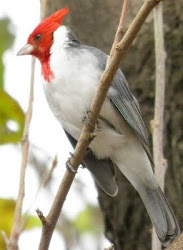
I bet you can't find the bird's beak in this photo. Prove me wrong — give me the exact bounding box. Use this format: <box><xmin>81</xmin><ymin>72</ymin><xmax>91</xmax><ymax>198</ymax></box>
<box><xmin>17</xmin><ymin>44</ymin><xmax>34</xmax><ymax>56</ymax></box>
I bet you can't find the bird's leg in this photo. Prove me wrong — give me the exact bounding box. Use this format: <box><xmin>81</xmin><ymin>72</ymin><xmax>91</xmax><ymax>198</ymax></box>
<box><xmin>82</xmin><ymin>108</ymin><xmax>102</xmax><ymax>131</ymax></box>
<box><xmin>66</xmin><ymin>152</ymin><xmax>77</xmax><ymax>173</ymax></box>
<box><xmin>82</xmin><ymin>108</ymin><xmax>92</xmax><ymax>124</ymax></box>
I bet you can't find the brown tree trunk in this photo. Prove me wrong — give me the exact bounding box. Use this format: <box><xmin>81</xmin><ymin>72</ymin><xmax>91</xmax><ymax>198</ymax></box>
<box><xmin>45</xmin><ymin>1</ymin><xmax>183</xmax><ymax>249</ymax></box>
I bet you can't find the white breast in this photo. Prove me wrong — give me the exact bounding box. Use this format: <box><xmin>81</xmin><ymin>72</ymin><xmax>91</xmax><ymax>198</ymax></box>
<box><xmin>43</xmin><ymin>26</ymin><xmax>102</xmax><ymax>139</ymax></box>
<box><xmin>43</xmin><ymin>26</ymin><xmax>128</xmax><ymax>159</ymax></box>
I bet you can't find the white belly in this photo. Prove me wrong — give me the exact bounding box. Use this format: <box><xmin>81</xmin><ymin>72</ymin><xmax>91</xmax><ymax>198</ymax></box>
<box><xmin>43</xmin><ymin>44</ymin><xmax>129</xmax><ymax>159</ymax></box>
<box><xmin>43</xmin><ymin>47</ymin><xmax>100</xmax><ymax>136</ymax></box>
<box><xmin>43</xmin><ymin>73</ymin><xmax>128</xmax><ymax>159</ymax></box>
<box><xmin>43</xmin><ymin>75</ymin><xmax>97</xmax><ymax>139</ymax></box>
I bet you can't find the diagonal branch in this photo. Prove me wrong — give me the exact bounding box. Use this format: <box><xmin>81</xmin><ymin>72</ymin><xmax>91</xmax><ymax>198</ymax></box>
<box><xmin>38</xmin><ymin>1</ymin><xmax>165</xmax><ymax>249</ymax></box>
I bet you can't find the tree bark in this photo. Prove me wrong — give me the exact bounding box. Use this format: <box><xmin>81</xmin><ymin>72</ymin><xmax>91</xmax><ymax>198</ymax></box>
<box><xmin>44</xmin><ymin>1</ymin><xmax>183</xmax><ymax>249</ymax></box>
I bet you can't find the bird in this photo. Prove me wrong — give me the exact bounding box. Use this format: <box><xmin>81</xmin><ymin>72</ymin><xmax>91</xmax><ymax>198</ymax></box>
<box><xmin>17</xmin><ymin>7</ymin><xmax>180</xmax><ymax>246</ymax></box>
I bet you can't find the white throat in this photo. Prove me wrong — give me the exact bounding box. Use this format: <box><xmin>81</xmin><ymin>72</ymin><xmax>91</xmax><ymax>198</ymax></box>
<box><xmin>43</xmin><ymin>26</ymin><xmax>102</xmax><ymax>142</ymax></box>
<box><xmin>50</xmin><ymin>26</ymin><xmax>70</xmax><ymax>53</ymax></box>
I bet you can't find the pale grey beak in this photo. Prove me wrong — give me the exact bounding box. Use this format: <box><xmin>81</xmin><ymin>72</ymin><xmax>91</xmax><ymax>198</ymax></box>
<box><xmin>17</xmin><ymin>44</ymin><xmax>34</xmax><ymax>56</ymax></box>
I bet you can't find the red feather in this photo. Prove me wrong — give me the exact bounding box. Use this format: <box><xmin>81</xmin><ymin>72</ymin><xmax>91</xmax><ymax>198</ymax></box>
<box><xmin>27</xmin><ymin>8</ymin><xmax>69</xmax><ymax>82</ymax></box>
<box><xmin>29</xmin><ymin>7</ymin><xmax>69</xmax><ymax>38</ymax></box>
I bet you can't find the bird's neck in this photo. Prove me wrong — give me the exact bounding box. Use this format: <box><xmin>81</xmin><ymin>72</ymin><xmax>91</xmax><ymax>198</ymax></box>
<box><xmin>41</xmin><ymin>57</ymin><xmax>54</xmax><ymax>83</ymax></box>
<box><xmin>39</xmin><ymin>26</ymin><xmax>69</xmax><ymax>83</ymax></box>
<box><xmin>40</xmin><ymin>26</ymin><xmax>79</xmax><ymax>83</ymax></box>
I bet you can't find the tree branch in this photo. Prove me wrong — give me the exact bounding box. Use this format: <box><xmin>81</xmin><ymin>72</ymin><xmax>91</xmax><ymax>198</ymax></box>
<box><xmin>151</xmin><ymin>3</ymin><xmax>167</xmax><ymax>250</ymax></box>
<box><xmin>38</xmin><ymin>0</ymin><xmax>165</xmax><ymax>249</ymax></box>
<box><xmin>115</xmin><ymin>0</ymin><xmax>129</xmax><ymax>41</ymax></box>
<box><xmin>152</xmin><ymin>2</ymin><xmax>167</xmax><ymax>192</ymax></box>
<box><xmin>8</xmin><ymin>58</ymin><xmax>35</xmax><ymax>250</ymax></box>
<box><xmin>109</xmin><ymin>0</ymin><xmax>129</xmax><ymax>61</ymax></box>
<box><xmin>167</xmin><ymin>232</ymin><xmax>183</xmax><ymax>250</ymax></box>
<box><xmin>39</xmin><ymin>155</ymin><xmax>58</xmax><ymax>188</ymax></box>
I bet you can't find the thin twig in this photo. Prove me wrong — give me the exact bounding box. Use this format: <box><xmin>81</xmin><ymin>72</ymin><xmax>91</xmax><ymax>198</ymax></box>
<box><xmin>36</xmin><ymin>209</ymin><xmax>47</xmax><ymax>225</ymax></box>
<box><xmin>116</xmin><ymin>0</ymin><xmax>129</xmax><ymax>40</ymax></box>
<box><xmin>107</xmin><ymin>0</ymin><xmax>129</xmax><ymax>69</ymax></box>
<box><xmin>20</xmin><ymin>155</ymin><xmax>58</xmax><ymax>233</ymax></box>
<box><xmin>8</xmin><ymin>58</ymin><xmax>35</xmax><ymax>250</ymax></box>
<box><xmin>16</xmin><ymin>2</ymin><xmax>51</xmax><ymax>236</ymax></box>
<box><xmin>40</xmin><ymin>0</ymin><xmax>47</xmax><ymax>20</ymax></box>
<box><xmin>1</xmin><ymin>231</ymin><xmax>10</xmax><ymax>248</ymax></box>
<box><xmin>110</xmin><ymin>0</ymin><xmax>130</xmax><ymax>57</ymax></box>
<box><xmin>40</xmin><ymin>155</ymin><xmax>58</xmax><ymax>188</ymax></box>
<box><xmin>151</xmin><ymin>2</ymin><xmax>167</xmax><ymax>250</ymax></box>
<box><xmin>152</xmin><ymin>2</ymin><xmax>167</xmax><ymax>191</ymax></box>
<box><xmin>38</xmin><ymin>1</ymin><xmax>164</xmax><ymax>249</ymax></box>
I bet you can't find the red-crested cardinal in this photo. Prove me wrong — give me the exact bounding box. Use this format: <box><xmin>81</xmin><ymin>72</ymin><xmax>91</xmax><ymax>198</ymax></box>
<box><xmin>17</xmin><ymin>8</ymin><xmax>180</xmax><ymax>246</ymax></box>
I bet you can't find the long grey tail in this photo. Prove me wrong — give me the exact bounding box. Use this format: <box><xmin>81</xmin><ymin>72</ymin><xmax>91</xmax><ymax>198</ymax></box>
<box><xmin>139</xmin><ymin>186</ymin><xmax>180</xmax><ymax>247</ymax></box>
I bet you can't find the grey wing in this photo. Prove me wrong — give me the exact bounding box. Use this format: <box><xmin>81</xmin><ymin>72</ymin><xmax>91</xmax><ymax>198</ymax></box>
<box><xmin>64</xmin><ymin>130</ymin><xmax>118</xmax><ymax>197</ymax></box>
<box><xmin>109</xmin><ymin>70</ymin><xmax>154</xmax><ymax>165</ymax></box>
<box><xmin>86</xmin><ymin>45</ymin><xmax>153</xmax><ymax>165</ymax></box>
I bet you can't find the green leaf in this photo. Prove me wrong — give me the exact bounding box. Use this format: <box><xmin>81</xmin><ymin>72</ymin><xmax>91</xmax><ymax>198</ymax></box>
<box><xmin>0</xmin><ymin>198</ymin><xmax>15</xmax><ymax>234</ymax></box>
<box><xmin>24</xmin><ymin>215</ymin><xmax>42</xmax><ymax>230</ymax></box>
<box><xmin>0</xmin><ymin>90</ymin><xmax>25</xmax><ymax>144</ymax></box>
<box><xmin>73</xmin><ymin>205</ymin><xmax>103</xmax><ymax>235</ymax></box>
<box><xmin>0</xmin><ymin>199</ymin><xmax>41</xmax><ymax>249</ymax></box>
<box><xmin>0</xmin><ymin>199</ymin><xmax>41</xmax><ymax>232</ymax></box>
<box><xmin>0</xmin><ymin>17</ymin><xmax>15</xmax><ymax>89</ymax></box>
<box><xmin>0</xmin><ymin>198</ymin><xmax>15</xmax><ymax>249</ymax></box>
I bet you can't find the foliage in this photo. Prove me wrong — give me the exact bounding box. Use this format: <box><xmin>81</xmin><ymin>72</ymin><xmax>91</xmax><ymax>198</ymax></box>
<box><xmin>0</xmin><ymin>90</ymin><xmax>25</xmax><ymax>144</ymax></box>
<box><xmin>73</xmin><ymin>205</ymin><xmax>103</xmax><ymax>235</ymax></box>
<box><xmin>0</xmin><ymin>198</ymin><xmax>41</xmax><ymax>249</ymax></box>
<box><xmin>24</xmin><ymin>214</ymin><xmax>42</xmax><ymax>230</ymax></box>
<box><xmin>0</xmin><ymin>17</ymin><xmax>14</xmax><ymax>89</ymax></box>
<box><xmin>0</xmin><ymin>17</ymin><xmax>25</xmax><ymax>144</ymax></box>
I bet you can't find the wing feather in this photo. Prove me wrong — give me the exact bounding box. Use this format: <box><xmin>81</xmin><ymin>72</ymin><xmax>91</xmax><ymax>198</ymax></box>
<box><xmin>84</xmin><ymin>45</ymin><xmax>153</xmax><ymax>164</ymax></box>
<box><xmin>109</xmin><ymin>70</ymin><xmax>153</xmax><ymax>165</ymax></box>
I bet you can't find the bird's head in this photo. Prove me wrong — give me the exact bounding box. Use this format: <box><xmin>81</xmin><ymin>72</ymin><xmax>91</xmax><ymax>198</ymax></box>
<box><xmin>17</xmin><ymin>7</ymin><xmax>69</xmax><ymax>63</ymax></box>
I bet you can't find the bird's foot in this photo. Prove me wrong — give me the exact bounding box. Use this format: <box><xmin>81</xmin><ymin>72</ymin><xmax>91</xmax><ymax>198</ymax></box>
<box><xmin>66</xmin><ymin>152</ymin><xmax>77</xmax><ymax>173</ymax></box>
<box><xmin>82</xmin><ymin>108</ymin><xmax>92</xmax><ymax>125</ymax></box>
<box><xmin>82</xmin><ymin>108</ymin><xmax>102</xmax><ymax>131</ymax></box>
<box><xmin>96</xmin><ymin>120</ymin><xmax>102</xmax><ymax>131</ymax></box>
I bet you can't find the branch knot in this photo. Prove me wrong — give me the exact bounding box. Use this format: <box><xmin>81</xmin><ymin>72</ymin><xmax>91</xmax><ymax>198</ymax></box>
<box><xmin>36</xmin><ymin>209</ymin><xmax>47</xmax><ymax>225</ymax></box>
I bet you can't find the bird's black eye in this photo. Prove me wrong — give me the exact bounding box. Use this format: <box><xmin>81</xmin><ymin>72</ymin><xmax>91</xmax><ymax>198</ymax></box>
<box><xmin>34</xmin><ymin>34</ymin><xmax>42</xmax><ymax>42</ymax></box>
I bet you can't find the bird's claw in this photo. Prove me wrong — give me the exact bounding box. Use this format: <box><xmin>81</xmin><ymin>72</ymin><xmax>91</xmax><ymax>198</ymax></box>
<box><xmin>69</xmin><ymin>152</ymin><xmax>74</xmax><ymax>157</ymax></box>
<box><xmin>96</xmin><ymin>121</ymin><xmax>102</xmax><ymax>131</ymax></box>
<box><xmin>82</xmin><ymin>108</ymin><xmax>102</xmax><ymax>131</ymax></box>
<box><xmin>66</xmin><ymin>153</ymin><xmax>77</xmax><ymax>173</ymax></box>
<box><xmin>82</xmin><ymin>108</ymin><xmax>92</xmax><ymax>125</ymax></box>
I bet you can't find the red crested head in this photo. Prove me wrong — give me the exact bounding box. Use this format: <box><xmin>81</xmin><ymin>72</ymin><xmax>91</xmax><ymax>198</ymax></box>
<box><xmin>17</xmin><ymin>7</ymin><xmax>69</xmax><ymax>62</ymax></box>
<box><xmin>17</xmin><ymin>7</ymin><xmax>69</xmax><ymax>82</ymax></box>
<box><xmin>28</xmin><ymin>7</ymin><xmax>69</xmax><ymax>61</ymax></box>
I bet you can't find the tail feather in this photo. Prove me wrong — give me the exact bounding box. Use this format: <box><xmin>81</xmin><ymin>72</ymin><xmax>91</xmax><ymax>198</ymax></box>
<box><xmin>139</xmin><ymin>186</ymin><xmax>180</xmax><ymax>246</ymax></box>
